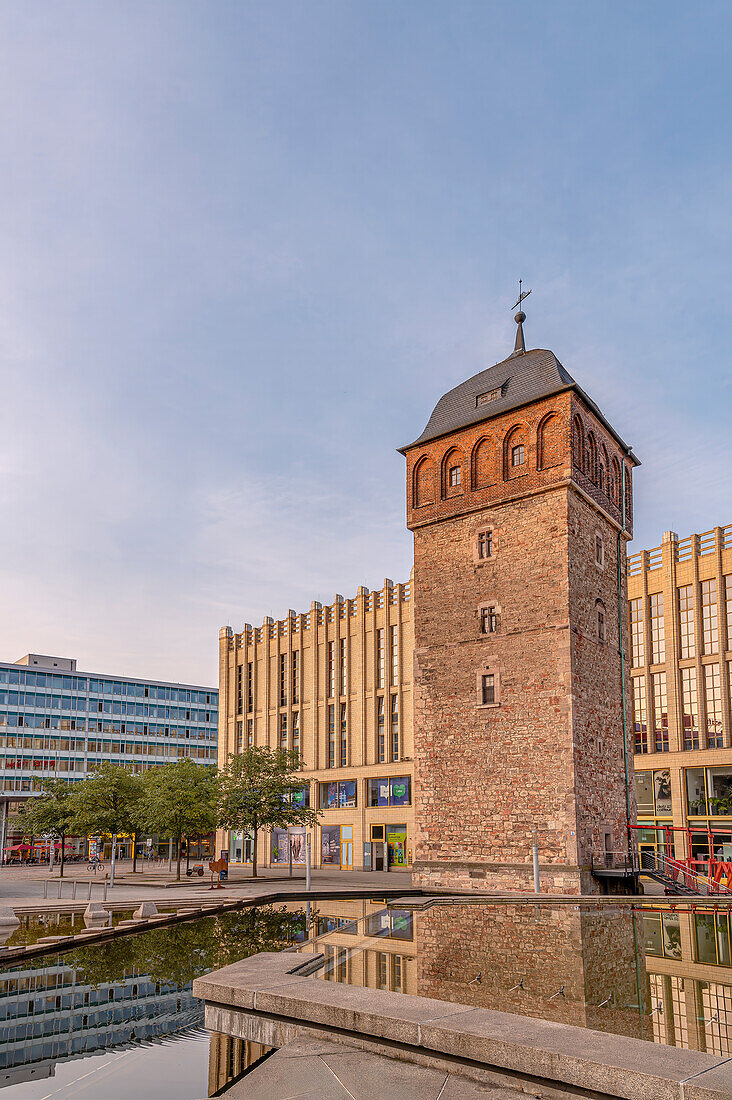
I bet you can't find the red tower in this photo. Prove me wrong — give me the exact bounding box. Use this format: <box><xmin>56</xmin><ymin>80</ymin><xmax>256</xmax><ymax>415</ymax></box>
<box><xmin>401</xmin><ymin>311</ymin><xmax>639</xmax><ymax>893</ymax></box>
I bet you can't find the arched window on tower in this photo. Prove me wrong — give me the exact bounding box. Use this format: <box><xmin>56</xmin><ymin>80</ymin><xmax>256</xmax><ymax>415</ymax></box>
<box><xmin>611</xmin><ymin>457</ymin><xmax>621</xmax><ymax>507</ymax></box>
<box><xmin>442</xmin><ymin>447</ymin><xmax>465</xmax><ymax>498</ymax></box>
<box><xmin>537</xmin><ymin>413</ymin><xmax>562</xmax><ymax>470</ymax></box>
<box><xmin>572</xmin><ymin>416</ymin><xmax>584</xmax><ymax>470</ymax></box>
<box><xmin>413</xmin><ymin>456</ymin><xmax>435</xmax><ymax>508</ymax></box>
<box><xmin>504</xmin><ymin>425</ymin><xmax>528</xmax><ymax>480</ymax></box>
<box><xmin>598</xmin><ymin>444</ymin><xmax>609</xmax><ymax>493</ymax></box>
<box><xmin>586</xmin><ymin>432</ymin><xmax>598</xmax><ymax>483</ymax></box>
<box><xmin>471</xmin><ymin>437</ymin><xmax>494</xmax><ymax>489</ymax></box>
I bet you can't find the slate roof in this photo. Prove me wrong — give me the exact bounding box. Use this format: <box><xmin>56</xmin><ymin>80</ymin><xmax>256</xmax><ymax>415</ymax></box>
<box><xmin>399</xmin><ymin>347</ymin><xmax>639</xmax><ymax>463</ymax></box>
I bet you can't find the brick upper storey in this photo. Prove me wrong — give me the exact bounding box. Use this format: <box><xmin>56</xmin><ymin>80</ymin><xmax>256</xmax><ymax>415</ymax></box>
<box><xmin>402</xmin><ymin>345</ymin><xmax>638</xmax><ymax>536</ymax></box>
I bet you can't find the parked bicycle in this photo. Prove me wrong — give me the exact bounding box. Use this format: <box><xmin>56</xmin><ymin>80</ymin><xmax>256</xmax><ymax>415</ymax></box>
<box><xmin>87</xmin><ymin>859</ymin><xmax>105</xmax><ymax>873</ymax></box>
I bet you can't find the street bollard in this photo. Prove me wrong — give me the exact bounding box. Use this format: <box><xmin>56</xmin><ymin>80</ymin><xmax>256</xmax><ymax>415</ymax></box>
<box><xmin>103</xmin><ymin>882</ymin><xmax>108</xmax><ymax>902</ymax></box>
<box><xmin>72</xmin><ymin>880</ymin><xmax>77</xmax><ymax>900</ymax></box>
<box><xmin>87</xmin><ymin>880</ymin><xmax>92</xmax><ymax>900</ymax></box>
<box><xmin>57</xmin><ymin>881</ymin><xmax>62</xmax><ymax>900</ymax></box>
<box><xmin>43</xmin><ymin>881</ymin><xmax>48</xmax><ymax>900</ymax></box>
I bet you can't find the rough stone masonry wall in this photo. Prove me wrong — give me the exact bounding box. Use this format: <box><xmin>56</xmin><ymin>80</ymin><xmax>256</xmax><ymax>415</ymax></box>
<box><xmin>411</xmin><ymin>485</ymin><xmax>582</xmax><ymax>890</ymax></box>
<box><xmin>567</xmin><ymin>488</ymin><xmax>636</xmax><ymax>870</ymax></box>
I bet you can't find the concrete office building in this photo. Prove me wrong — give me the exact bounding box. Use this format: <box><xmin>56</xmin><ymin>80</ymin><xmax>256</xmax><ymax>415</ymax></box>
<box><xmin>0</xmin><ymin>653</ymin><xmax>218</xmax><ymax>854</ymax></box>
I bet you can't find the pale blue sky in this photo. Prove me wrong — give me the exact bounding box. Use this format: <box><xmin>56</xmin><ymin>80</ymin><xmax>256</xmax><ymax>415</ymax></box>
<box><xmin>1</xmin><ymin>2</ymin><xmax>730</xmax><ymax>684</ymax></box>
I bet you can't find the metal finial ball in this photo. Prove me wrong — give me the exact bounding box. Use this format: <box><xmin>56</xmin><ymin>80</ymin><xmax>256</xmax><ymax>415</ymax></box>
<box><xmin>515</xmin><ymin>311</ymin><xmax>526</xmax><ymax>324</ymax></box>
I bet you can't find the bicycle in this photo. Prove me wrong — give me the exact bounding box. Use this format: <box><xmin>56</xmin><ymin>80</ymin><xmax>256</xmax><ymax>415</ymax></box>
<box><xmin>87</xmin><ymin>860</ymin><xmax>105</xmax><ymax>873</ymax></box>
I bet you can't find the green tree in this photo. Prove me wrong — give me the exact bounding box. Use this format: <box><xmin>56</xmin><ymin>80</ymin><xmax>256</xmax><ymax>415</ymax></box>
<box><xmin>217</xmin><ymin>747</ymin><xmax>320</xmax><ymax>878</ymax></box>
<box><xmin>70</xmin><ymin>762</ymin><xmax>142</xmax><ymax>886</ymax></box>
<box><xmin>17</xmin><ymin>779</ymin><xmax>75</xmax><ymax>877</ymax></box>
<box><xmin>137</xmin><ymin>759</ymin><xmax>219</xmax><ymax>881</ymax></box>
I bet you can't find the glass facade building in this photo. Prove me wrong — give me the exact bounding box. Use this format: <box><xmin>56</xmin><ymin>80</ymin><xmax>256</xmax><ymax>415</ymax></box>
<box><xmin>0</xmin><ymin>654</ymin><xmax>217</xmax><ymax>851</ymax></box>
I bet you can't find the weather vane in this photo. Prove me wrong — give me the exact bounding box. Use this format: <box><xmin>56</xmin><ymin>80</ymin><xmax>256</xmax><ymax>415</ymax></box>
<box><xmin>512</xmin><ymin>279</ymin><xmax>531</xmax><ymax>311</ymax></box>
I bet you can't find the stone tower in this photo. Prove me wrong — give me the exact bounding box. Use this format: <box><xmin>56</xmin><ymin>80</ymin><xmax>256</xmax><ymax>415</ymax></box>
<box><xmin>400</xmin><ymin>311</ymin><xmax>639</xmax><ymax>894</ymax></box>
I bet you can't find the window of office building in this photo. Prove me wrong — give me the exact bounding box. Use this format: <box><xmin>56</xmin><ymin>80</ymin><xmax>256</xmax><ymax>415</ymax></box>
<box><xmin>279</xmin><ymin>654</ymin><xmax>287</xmax><ymax>708</ymax></box>
<box><xmin>632</xmin><ymin>676</ymin><xmax>648</xmax><ymax>754</ymax></box>
<box><xmin>705</xmin><ymin>664</ymin><xmax>724</xmax><ymax>748</ymax></box>
<box><xmin>679</xmin><ymin>585</ymin><xmax>696</xmax><ymax>659</ymax></box>
<box><xmin>367</xmin><ymin>776</ymin><xmax>411</xmax><ymax>807</ymax></box>
<box><xmin>327</xmin><ymin>704</ymin><xmax>335</xmax><ymax>769</ymax></box>
<box><xmin>292</xmin><ymin>650</ymin><xmax>299</xmax><ymax>705</ymax></box>
<box><xmin>339</xmin><ymin>638</ymin><xmax>347</xmax><ymax>696</ymax></box>
<box><xmin>339</xmin><ymin>703</ymin><xmax>347</xmax><ymax>768</ymax></box>
<box><xmin>390</xmin><ymin>694</ymin><xmax>399</xmax><ymax>761</ymax></box>
<box><xmin>390</xmin><ymin>625</ymin><xmax>398</xmax><ymax>686</ymax></box>
<box><xmin>686</xmin><ymin>767</ymin><xmax>732</xmax><ymax>817</ymax></box>
<box><xmin>726</xmin><ymin>576</ymin><xmax>732</xmax><ymax>651</ymax></box>
<box><xmin>681</xmin><ymin>666</ymin><xmax>700</xmax><ymax>750</ymax></box>
<box><xmin>696</xmin><ymin>912</ymin><xmax>732</xmax><ymax>968</ymax></box>
<box><xmin>236</xmin><ymin>665</ymin><xmax>243</xmax><ymax>714</ymax></box>
<box><xmin>247</xmin><ymin>719</ymin><xmax>253</xmax><ymax>749</ymax></box>
<box><xmin>319</xmin><ymin>780</ymin><xmax>357</xmax><ymax>809</ymax></box>
<box><xmin>650</xmin><ymin>592</ymin><xmax>665</xmax><ymax>665</ymax></box>
<box><xmin>376</xmin><ymin>629</ymin><xmax>385</xmax><ymax>690</ymax></box>
<box><xmin>377</xmin><ymin>696</ymin><xmax>385</xmax><ymax>763</ymax></box>
<box><xmin>327</xmin><ymin>642</ymin><xmax>335</xmax><ymax>699</ymax></box>
<box><xmin>247</xmin><ymin>663</ymin><xmax>253</xmax><ymax>713</ymax></box>
<box><xmin>630</xmin><ymin>599</ymin><xmax>644</xmax><ymax>668</ymax></box>
<box><xmin>702</xmin><ymin>579</ymin><xmax>719</xmax><ymax>655</ymax></box>
<box><xmin>635</xmin><ymin>769</ymin><xmax>672</xmax><ymax>816</ymax></box>
<box><xmin>652</xmin><ymin>672</ymin><xmax>669</xmax><ymax>752</ymax></box>
<box><xmin>279</xmin><ymin>713</ymin><xmax>287</xmax><ymax>750</ymax></box>
<box><xmin>292</xmin><ymin>711</ymin><xmax>300</xmax><ymax>759</ymax></box>
<box><xmin>236</xmin><ymin>720</ymin><xmax>243</xmax><ymax>752</ymax></box>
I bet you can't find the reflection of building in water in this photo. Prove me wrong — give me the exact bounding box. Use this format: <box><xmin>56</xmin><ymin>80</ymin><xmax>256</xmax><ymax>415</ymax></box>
<box><xmin>644</xmin><ymin>906</ymin><xmax>732</xmax><ymax>1054</ymax></box>
<box><xmin>0</xmin><ymin>959</ymin><xmax>199</xmax><ymax>1089</ymax></box>
<box><xmin>208</xmin><ymin>1034</ymin><xmax>269</xmax><ymax>1096</ymax></box>
<box><xmin>417</xmin><ymin>903</ymin><xmax>645</xmax><ymax>1040</ymax></box>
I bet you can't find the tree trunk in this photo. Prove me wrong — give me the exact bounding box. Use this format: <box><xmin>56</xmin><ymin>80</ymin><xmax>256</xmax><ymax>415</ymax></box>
<box><xmin>252</xmin><ymin>826</ymin><xmax>258</xmax><ymax>878</ymax></box>
<box><xmin>60</xmin><ymin>832</ymin><xmax>65</xmax><ymax>878</ymax></box>
<box><xmin>132</xmin><ymin>835</ymin><xmax>137</xmax><ymax>874</ymax></box>
<box><xmin>176</xmin><ymin>834</ymin><xmax>182</xmax><ymax>881</ymax></box>
<box><xmin>110</xmin><ymin>833</ymin><xmax>117</xmax><ymax>888</ymax></box>
<box><xmin>185</xmin><ymin>838</ymin><xmax>190</xmax><ymax>874</ymax></box>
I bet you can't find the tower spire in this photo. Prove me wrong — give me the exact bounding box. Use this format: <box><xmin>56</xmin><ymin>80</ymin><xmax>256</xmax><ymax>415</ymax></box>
<box><xmin>511</xmin><ymin>279</ymin><xmax>531</xmax><ymax>357</ymax></box>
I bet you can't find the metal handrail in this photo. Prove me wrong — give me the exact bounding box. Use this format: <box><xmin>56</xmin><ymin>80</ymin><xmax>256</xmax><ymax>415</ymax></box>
<box><xmin>641</xmin><ymin>850</ymin><xmax>732</xmax><ymax>895</ymax></box>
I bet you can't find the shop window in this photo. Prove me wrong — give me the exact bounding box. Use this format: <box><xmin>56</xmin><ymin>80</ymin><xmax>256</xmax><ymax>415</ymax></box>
<box><xmin>367</xmin><ymin>776</ymin><xmax>411</xmax><ymax>807</ymax></box>
<box><xmin>319</xmin><ymin>780</ymin><xmax>357</xmax><ymax>809</ymax></box>
<box><xmin>321</xmin><ymin>825</ymin><xmax>341</xmax><ymax>866</ymax></box>
<box><xmin>686</xmin><ymin>768</ymin><xmax>707</xmax><ymax>816</ymax></box>
<box><xmin>695</xmin><ymin>912</ymin><xmax>732</xmax><ymax>967</ymax></box>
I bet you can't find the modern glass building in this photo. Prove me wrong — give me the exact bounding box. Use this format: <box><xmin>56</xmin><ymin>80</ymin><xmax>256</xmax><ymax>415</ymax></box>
<box><xmin>0</xmin><ymin>654</ymin><xmax>217</xmax><ymax>853</ymax></box>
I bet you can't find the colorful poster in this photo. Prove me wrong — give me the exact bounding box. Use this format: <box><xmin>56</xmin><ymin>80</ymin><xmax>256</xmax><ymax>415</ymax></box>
<box><xmin>390</xmin><ymin>777</ymin><xmax>409</xmax><ymax>806</ymax></box>
<box><xmin>326</xmin><ymin>783</ymin><xmax>339</xmax><ymax>809</ymax></box>
<box><xmin>654</xmin><ymin>770</ymin><xmax>672</xmax><ymax>815</ymax></box>
<box><xmin>289</xmin><ymin>828</ymin><xmax>305</xmax><ymax>863</ymax></box>
<box><xmin>339</xmin><ymin>780</ymin><xmax>357</xmax><ymax>807</ymax></box>
<box><xmin>387</xmin><ymin>831</ymin><xmax>406</xmax><ymax>866</ymax></box>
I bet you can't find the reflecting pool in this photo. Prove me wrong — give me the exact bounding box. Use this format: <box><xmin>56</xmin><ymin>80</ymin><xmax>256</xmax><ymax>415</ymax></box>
<box><xmin>0</xmin><ymin>905</ymin><xmax>309</xmax><ymax>1098</ymax></box>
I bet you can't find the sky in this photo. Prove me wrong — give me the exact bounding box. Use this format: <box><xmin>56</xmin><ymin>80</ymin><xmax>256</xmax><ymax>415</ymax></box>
<box><xmin>1</xmin><ymin>2</ymin><xmax>730</xmax><ymax>685</ymax></box>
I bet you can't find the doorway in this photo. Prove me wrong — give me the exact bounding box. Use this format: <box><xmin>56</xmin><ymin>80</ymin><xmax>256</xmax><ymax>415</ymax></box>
<box><xmin>340</xmin><ymin>826</ymin><xmax>353</xmax><ymax>870</ymax></box>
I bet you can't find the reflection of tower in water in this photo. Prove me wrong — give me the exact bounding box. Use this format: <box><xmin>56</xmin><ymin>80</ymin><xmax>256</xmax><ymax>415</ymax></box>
<box><xmin>416</xmin><ymin>904</ymin><xmax>647</xmax><ymax>1040</ymax></box>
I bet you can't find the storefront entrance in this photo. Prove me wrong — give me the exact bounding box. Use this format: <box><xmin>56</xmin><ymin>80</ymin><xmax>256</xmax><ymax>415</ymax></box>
<box><xmin>386</xmin><ymin>825</ymin><xmax>407</xmax><ymax>868</ymax></box>
<box><xmin>340</xmin><ymin>826</ymin><xmax>353</xmax><ymax>870</ymax></box>
<box><xmin>228</xmin><ymin>830</ymin><xmax>254</xmax><ymax>864</ymax></box>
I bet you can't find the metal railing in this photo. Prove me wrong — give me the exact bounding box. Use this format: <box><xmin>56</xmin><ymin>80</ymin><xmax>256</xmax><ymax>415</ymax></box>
<box><xmin>639</xmin><ymin>850</ymin><xmax>732</xmax><ymax>896</ymax></box>
<box><xmin>43</xmin><ymin>878</ymin><xmax>108</xmax><ymax>902</ymax></box>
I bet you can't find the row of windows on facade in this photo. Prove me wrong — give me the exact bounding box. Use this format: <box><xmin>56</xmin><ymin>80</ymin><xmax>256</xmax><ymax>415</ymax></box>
<box><xmin>571</xmin><ymin>415</ymin><xmax>628</xmax><ymax>512</ymax></box>
<box><xmin>0</xmin><ymin>691</ymin><xmax>215</xmax><ymax>725</ymax></box>
<box><xmin>0</xmin><ymin>733</ymin><xmax>217</xmax><ymax>756</ymax></box>
<box><xmin>0</xmin><ymin>669</ymin><xmax>215</xmax><ymax>705</ymax></box>
<box><xmin>635</xmin><ymin>765</ymin><xmax>732</xmax><ymax>823</ymax></box>
<box><xmin>632</xmin><ymin>663</ymin><xmax>732</xmax><ymax>754</ymax></box>
<box><xmin>236</xmin><ymin>695</ymin><xmax>402</xmax><ymax>766</ymax></box>
<box><xmin>630</xmin><ymin>578</ymin><xmax>732</xmax><ymax>668</ymax></box>
<box><xmin>0</xmin><ymin>746</ymin><xmax>215</xmax><ymax>776</ymax></box>
<box><xmin>412</xmin><ymin>415</ymin><xmax>564</xmax><ymax>508</ymax></box>
<box><xmin>0</xmin><ymin>714</ymin><xmax>215</xmax><ymax>740</ymax></box>
<box><xmin>236</xmin><ymin>627</ymin><xmax>400</xmax><ymax>714</ymax></box>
